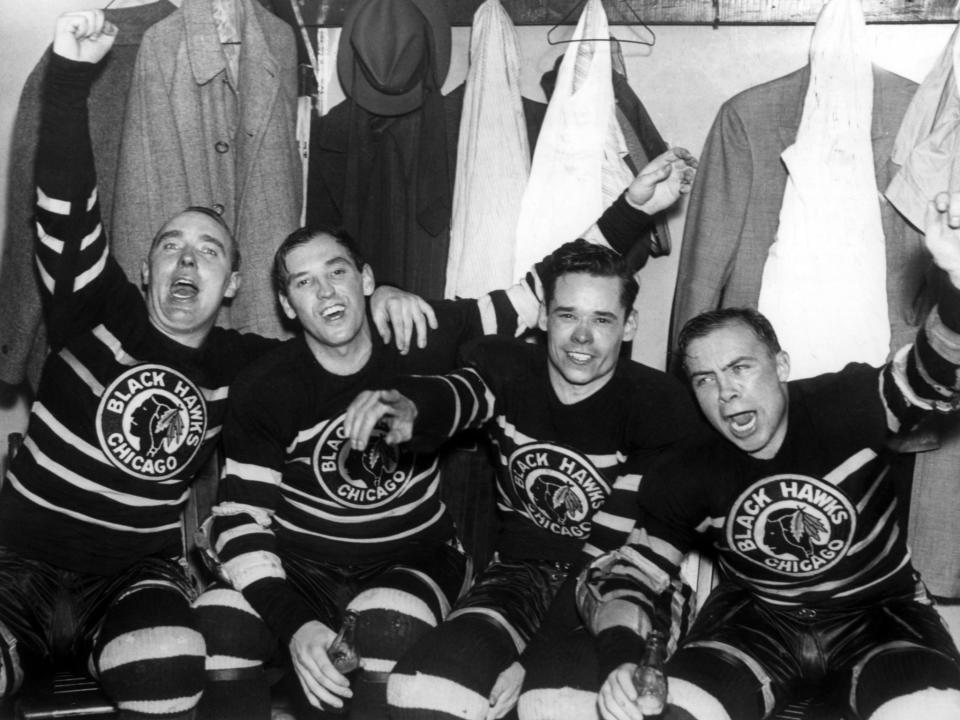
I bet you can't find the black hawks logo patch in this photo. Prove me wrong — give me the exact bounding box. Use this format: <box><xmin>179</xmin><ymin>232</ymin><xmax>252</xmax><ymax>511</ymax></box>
<box><xmin>96</xmin><ymin>364</ymin><xmax>207</xmax><ymax>480</ymax></box>
<box><xmin>727</xmin><ymin>474</ymin><xmax>856</xmax><ymax>577</ymax></box>
<box><xmin>312</xmin><ymin>417</ymin><xmax>416</xmax><ymax>508</ymax></box>
<box><xmin>508</xmin><ymin>443</ymin><xmax>609</xmax><ymax>539</ymax></box>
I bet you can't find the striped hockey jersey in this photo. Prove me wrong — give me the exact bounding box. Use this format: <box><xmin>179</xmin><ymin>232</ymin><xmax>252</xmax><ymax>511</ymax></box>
<box><xmin>0</xmin><ymin>54</ymin><xmax>275</xmax><ymax>575</ymax></box>
<box><xmin>394</xmin><ymin>337</ymin><xmax>704</xmax><ymax>566</ymax></box>
<box><xmin>578</xmin><ymin>289</ymin><xmax>960</xmax><ymax>655</ymax></box>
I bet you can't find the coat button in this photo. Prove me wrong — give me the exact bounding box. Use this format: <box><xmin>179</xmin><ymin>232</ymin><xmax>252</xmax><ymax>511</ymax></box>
<box><xmin>215</xmin><ymin>141</ymin><xmax>230</xmax><ymax>154</ymax></box>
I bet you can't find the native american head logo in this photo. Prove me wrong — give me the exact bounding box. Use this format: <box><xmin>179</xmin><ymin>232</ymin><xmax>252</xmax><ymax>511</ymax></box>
<box><xmin>531</xmin><ymin>476</ymin><xmax>586</xmax><ymax>524</ymax></box>
<box><xmin>763</xmin><ymin>506</ymin><xmax>829</xmax><ymax>561</ymax></box>
<box><xmin>129</xmin><ymin>395</ymin><xmax>185</xmax><ymax>458</ymax></box>
<box><xmin>343</xmin><ymin>435</ymin><xmax>400</xmax><ymax>488</ymax></box>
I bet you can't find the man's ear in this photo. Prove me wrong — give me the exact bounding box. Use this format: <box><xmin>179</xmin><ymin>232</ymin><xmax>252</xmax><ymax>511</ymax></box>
<box><xmin>776</xmin><ymin>351</ymin><xmax>790</xmax><ymax>382</ymax></box>
<box><xmin>224</xmin><ymin>272</ymin><xmax>241</xmax><ymax>299</ymax></box>
<box><xmin>622</xmin><ymin>308</ymin><xmax>639</xmax><ymax>343</ymax></box>
<box><xmin>278</xmin><ymin>292</ymin><xmax>296</xmax><ymax>321</ymax></box>
<box><xmin>537</xmin><ymin>302</ymin><xmax>548</xmax><ymax>332</ymax></box>
<box><xmin>361</xmin><ymin>264</ymin><xmax>375</xmax><ymax>296</ymax></box>
<box><xmin>140</xmin><ymin>260</ymin><xmax>150</xmax><ymax>288</ymax></box>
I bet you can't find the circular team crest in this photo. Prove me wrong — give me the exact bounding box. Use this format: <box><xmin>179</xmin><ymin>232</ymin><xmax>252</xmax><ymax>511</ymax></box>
<box><xmin>96</xmin><ymin>364</ymin><xmax>207</xmax><ymax>480</ymax></box>
<box><xmin>727</xmin><ymin>474</ymin><xmax>856</xmax><ymax>577</ymax></box>
<box><xmin>508</xmin><ymin>443</ymin><xmax>609</xmax><ymax>539</ymax></box>
<box><xmin>312</xmin><ymin>417</ymin><xmax>415</xmax><ymax>509</ymax></box>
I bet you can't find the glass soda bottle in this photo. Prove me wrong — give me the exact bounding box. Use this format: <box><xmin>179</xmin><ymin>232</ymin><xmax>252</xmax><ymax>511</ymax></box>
<box><xmin>632</xmin><ymin>629</ymin><xmax>668</xmax><ymax>715</ymax></box>
<box><xmin>326</xmin><ymin>610</ymin><xmax>361</xmax><ymax>714</ymax></box>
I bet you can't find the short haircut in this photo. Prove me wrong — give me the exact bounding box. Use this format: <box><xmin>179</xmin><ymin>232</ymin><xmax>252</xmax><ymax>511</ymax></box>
<box><xmin>272</xmin><ymin>225</ymin><xmax>367</xmax><ymax>296</ymax></box>
<box><xmin>541</xmin><ymin>239</ymin><xmax>639</xmax><ymax>314</ymax></box>
<box><xmin>676</xmin><ymin>308</ymin><xmax>782</xmax><ymax>373</ymax></box>
<box><xmin>150</xmin><ymin>206</ymin><xmax>241</xmax><ymax>270</ymax></box>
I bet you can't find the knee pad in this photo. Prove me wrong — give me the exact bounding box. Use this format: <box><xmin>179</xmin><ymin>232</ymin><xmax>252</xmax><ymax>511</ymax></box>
<box><xmin>348</xmin><ymin>586</ymin><xmax>441</xmax><ymax>673</ymax></box>
<box><xmin>518</xmin><ymin>686</ymin><xmax>597</xmax><ymax>720</ymax></box>
<box><xmin>0</xmin><ymin>620</ymin><xmax>24</xmax><ymax>697</ymax></box>
<box><xmin>855</xmin><ymin>645</ymin><xmax>960</xmax><ymax>718</ymax></box>
<box><xmin>192</xmin><ymin>586</ymin><xmax>274</xmax><ymax>673</ymax></box>
<box><xmin>388</xmin><ymin>615</ymin><xmax>517</xmax><ymax>720</ymax></box>
<box><xmin>95</xmin><ymin>583</ymin><xmax>205</xmax><ymax>716</ymax></box>
<box><xmin>868</xmin><ymin>688</ymin><xmax>960</xmax><ymax>720</ymax></box>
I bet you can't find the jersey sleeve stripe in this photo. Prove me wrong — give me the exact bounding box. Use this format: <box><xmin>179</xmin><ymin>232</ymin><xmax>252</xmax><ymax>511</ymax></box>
<box><xmin>73</xmin><ymin>243</ymin><xmax>108</xmax><ymax>292</ymax></box>
<box><xmin>36</xmin><ymin>187</ymin><xmax>72</xmax><ymax>215</ymax></box>
<box><xmin>222</xmin><ymin>459</ymin><xmax>282</xmax><ymax>486</ymax></box>
<box><xmin>58</xmin><ymin>349</ymin><xmax>106</xmax><ymax>395</ymax></box>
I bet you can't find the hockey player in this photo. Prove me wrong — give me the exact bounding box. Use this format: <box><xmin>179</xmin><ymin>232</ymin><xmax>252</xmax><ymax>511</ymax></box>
<box><xmin>341</xmin><ymin>240</ymin><xmax>705</xmax><ymax>720</ymax></box>
<box><xmin>571</xmin><ymin>192</ymin><xmax>960</xmax><ymax>720</ymax></box>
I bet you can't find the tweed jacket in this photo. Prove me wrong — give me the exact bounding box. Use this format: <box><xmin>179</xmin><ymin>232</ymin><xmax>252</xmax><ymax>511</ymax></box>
<box><xmin>0</xmin><ymin>1</ymin><xmax>177</xmax><ymax>388</ymax></box>
<box><xmin>111</xmin><ymin>0</ymin><xmax>301</xmax><ymax>339</ymax></box>
<box><xmin>670</xmin><ymin>65</ymin><xmax>925</xmax><ymax>363</ymax></box>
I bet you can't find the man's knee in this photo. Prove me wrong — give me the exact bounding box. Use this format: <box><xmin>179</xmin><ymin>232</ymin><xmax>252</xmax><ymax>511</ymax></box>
<box><xmin>348</xmin><ymin>585</ymin><xmax>443</xmax><ymax>672</ymax></box>
<box><xmin>192</xmin><ymin>586</ymin><xmax>274</xmax><ymax>673</ymax></box>
<box><xmin>388</xmin><ymin>615</ymin><xmax>516</xmax><ymax>720</ymax></box>
<box><xmin>0</xmin><ymin>620</ymin><xmax>24</xmax><ymax>697</ymax></box>
<box><xmin>96</xmin><ymin>584</ymin><xmax>206</xmax><ymax>715</ymax></box>
<box><xmin>855</xmin><ymin>645</ymin><xmax>960</xmax><ymax>719</ymax></box>
<box><xmin>867</xmin><ymin>688</ymin><xmax>960</xmax><ymax>720</ymax></box>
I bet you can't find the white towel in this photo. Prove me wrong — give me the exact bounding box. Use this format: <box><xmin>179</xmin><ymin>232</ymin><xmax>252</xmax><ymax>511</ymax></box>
<box><xmin>445</xmin><ymin>0</ymin><xmax>530</xmax><ymax>298</ymax></box>
<box><xmin>512</xmin><ymin>0</ymin><xmax>633</xmax><ymax>279</ymax></box>
<box><xmin>758</xmin><ymin>0</ymin><xmax>889</xmax><ymax>378</ymax></box>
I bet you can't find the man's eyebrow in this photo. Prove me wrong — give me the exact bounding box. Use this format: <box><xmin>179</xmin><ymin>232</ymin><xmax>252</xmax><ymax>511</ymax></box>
<box><xmin>198</xmin><ymin>234</ymin><xmax>227</xmax><ymax>252</ymax></box>
<box><xmin>722</xmin><ymin>355</ymin><xmax>755</xmax><ymax>371</ymax></box>
<box><xmin>155</xmin><ymin>229</ymin><xmax>183</xmax><ymax>242</ymax></box>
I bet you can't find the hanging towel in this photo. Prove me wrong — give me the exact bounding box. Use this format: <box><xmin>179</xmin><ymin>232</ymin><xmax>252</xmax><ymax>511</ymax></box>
<box><xmin>444</xmin><ymin>0</ymin><xmax>530</xmax><ymax>299</ymax></box>
<box><xmin>757</xmin><ymin>0</ymin><xmax>888</xmax><ymax>378</ymax></box>
<box><xmin>886</xmin><ymin>25</ymin><xmax>960</xmax><ymax>229</ymax></box>
<box><xmin>513</xmin><ymin>0</ymin><xmax>633</xmax><ymax>278</ymax></box>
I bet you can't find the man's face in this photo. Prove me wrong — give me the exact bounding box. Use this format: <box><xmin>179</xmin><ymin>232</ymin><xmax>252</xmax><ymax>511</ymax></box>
<box><xmin>538</xmin><ymin>273</ymin><xmax>637</xmax><ymax>402</ymax></box>
<box><xmin>277</xmin><ymin>234</ymin><xmax>374</xmax><ymax>352</ymax></box>
<box><xmin>141</xmin><ymin>210</ymin><xmax>240</xmax><ymax>346</ymax></box>
<box><xmin>684</xmin><ymin>321</ymin><xmax>790</xmax><ymax>460</ymax></box>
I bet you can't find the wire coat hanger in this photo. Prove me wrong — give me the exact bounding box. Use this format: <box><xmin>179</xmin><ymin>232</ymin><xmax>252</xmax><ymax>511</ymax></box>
<box><xmin>547</xmin><ymin>0</ymin><xmax>655</xmax><ymax>47</ymax></box>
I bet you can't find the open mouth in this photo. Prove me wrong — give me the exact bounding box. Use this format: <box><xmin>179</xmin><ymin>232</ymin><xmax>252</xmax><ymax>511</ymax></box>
<box><xmin>725</xmin><ymin>410</ymin><xmax>757</xmax><ymax>438</ymax></box>
<box><xmin>170</xmin><ymin>278</ymin><xmax>199</xmax><ymax>299</ymax></box>
<box><xmin>321</xmin><ymin>304</ymin><xmax>346</xmax><ymax>321</ymax></box>
<box><xmin>566</xmin><ymin>351</ymin><xmax>592</xmax><ymax>365</ymax></box>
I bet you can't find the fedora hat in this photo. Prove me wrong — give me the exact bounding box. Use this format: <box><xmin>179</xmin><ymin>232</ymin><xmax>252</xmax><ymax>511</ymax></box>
<box><xmin>338</xmin><ymin>0</ymin><xmax>451</xmax><ymax>117</ymax></box>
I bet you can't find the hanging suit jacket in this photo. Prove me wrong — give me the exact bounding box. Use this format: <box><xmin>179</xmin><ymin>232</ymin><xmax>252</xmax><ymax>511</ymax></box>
<box><xmin>111</xmin><ymin>0</ymin><xmax>302</xmax><ymax>339</ymax></box>
<box><xmin>0</xmin><ymin>1</ymin><xmax>177</xmax><ymax>388</ymax></box>
<box><xmin>670</xmin><ymin>65</ymin><xmax>926</xmax><ymax>366</ymax></box>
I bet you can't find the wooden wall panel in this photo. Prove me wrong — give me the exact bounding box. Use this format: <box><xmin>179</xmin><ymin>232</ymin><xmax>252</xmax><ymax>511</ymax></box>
<box><xmin>296</xmin><ymin>0</ymin><xmax>959</xmax><ymax>27</ymax></box>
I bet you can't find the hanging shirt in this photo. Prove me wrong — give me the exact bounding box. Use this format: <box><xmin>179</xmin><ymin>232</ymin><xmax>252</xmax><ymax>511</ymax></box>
<box><xmin>445</xmin><ymin>0</ymin><xmax>531</xmax><ymax>299</ymax></box>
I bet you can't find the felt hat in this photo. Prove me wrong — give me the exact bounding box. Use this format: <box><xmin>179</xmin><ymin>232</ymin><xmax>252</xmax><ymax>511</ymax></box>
<box><xmin>338</xmin><ymin>0</ymin><xmax>452</xmax><ymax>117</ymax></box>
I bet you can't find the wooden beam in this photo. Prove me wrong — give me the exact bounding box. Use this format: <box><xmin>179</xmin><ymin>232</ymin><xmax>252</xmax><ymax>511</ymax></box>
<box><xmin>296</xmin><ymin>0</ymin><xmax>959</xmax><ymax>27</ymax></box>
